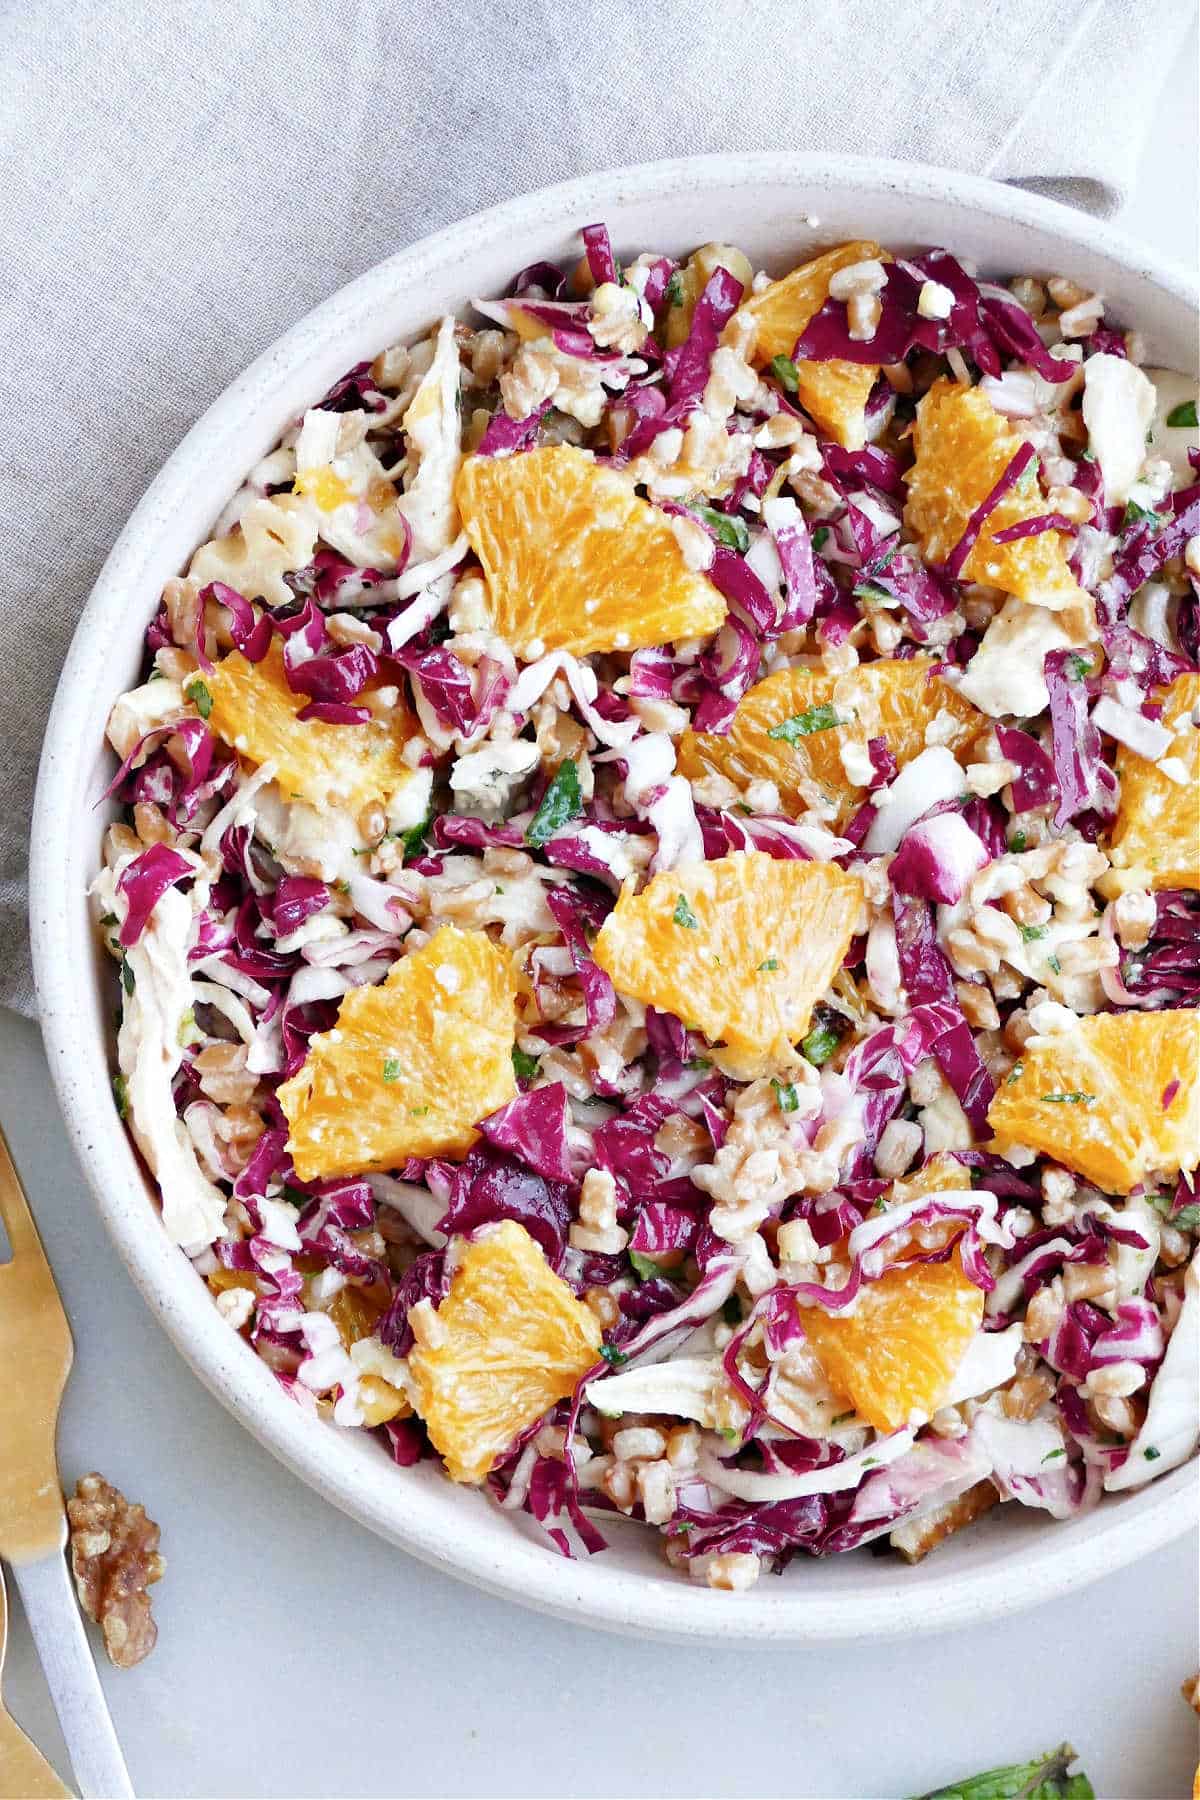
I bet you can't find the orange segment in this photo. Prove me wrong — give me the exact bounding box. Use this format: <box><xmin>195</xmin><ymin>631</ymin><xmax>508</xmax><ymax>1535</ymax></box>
<box><xmin>408</xmin><ymin>1220</ymin><xmax>602</xmax><ymax>1483</ymax></box>
<box><xmin>1104</xmin><ymin>674</ymin><xmax>1200</xmax><ymax>892</ymax></box>
<box><xmin>591</xmin><ymin>851</ymin><xmax>863</xmax><ymax>1073</ymax></box>
<box><xmin>677</xmin><ymin>658</ymin><xmax>982</xmax><ymax>824</ymax></box>
<box><xmin>905</xmin><ymin>380</ymin><xmax>1085</xmax><ymax>608</ymax></box>
<box><xmin>455</xmin><ymin>445</ymin><xmax>726</xmax><ymax>658</ymax></box>
<box><xmin>278</xmin><ymin>926</ymin><xmax>518</xmax><ymax>1180</ymax></box>
<box><xmin>205</xmin><ymin>639</ymin><xmax>416</xmax><ymax>812</ymax></box>
<box><xmin>801</xmin><ymin>1256</ymin><xmax>985</xmax><ymax>1433</ymax></box>
<box><xmin>892</xmin><ymin>1151</ymin><xmax>970</xmax><ymax>1204</ymax></box>
<box><xmin>737</xmin><ymin>240</ymin><xmax>887</xmax><ymax>449</ymax></box>
<box><xmin>987</xmin><ymin>1009</ymin><xmax>1200</xmax><ymax>1195</ymax></box>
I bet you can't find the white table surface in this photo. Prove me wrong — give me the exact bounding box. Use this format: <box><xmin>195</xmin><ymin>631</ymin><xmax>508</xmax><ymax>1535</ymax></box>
<box><xmin>4</xmin><ymin>46</ymin><xmax>1200</xmax><ymax>1796</ymax></box>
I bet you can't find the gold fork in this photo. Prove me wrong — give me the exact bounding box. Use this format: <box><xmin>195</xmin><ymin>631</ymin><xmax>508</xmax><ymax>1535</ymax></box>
<box><xmin>0</xmin><ymin>1125</ymin><xmax>132</xmax><ymax>1799</ymax></box>
<box><xmin>0</xmin><ymin>1566</ymin><xmax>69</xmax><ymax>1798</ymax></box>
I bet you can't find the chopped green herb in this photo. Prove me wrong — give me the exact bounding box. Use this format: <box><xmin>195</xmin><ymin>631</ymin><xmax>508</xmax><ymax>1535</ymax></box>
<box><xmin>722</xmin><ymin>1294</ymin><xmax>743</xmax><ymax>1326</ymax></box>
<box><xmin>1039</xmin><ymin>1091</ymin><xmax>1096</xmax><ymax>1106</ymax></box>
<box><xmin>771</xmin><ymin>1077</ymin><xmax>801</xmax><ymax>1113</ymax></box>
<box><xmin>1143</xmin><ymin>1445</ymin><xmax>1161</xmax><ymax>1461</ymax></box>
<box><xmin>526</xmin><ymin>758</ymin><xmax>582</xmax><ymax>848</ymax></box>
<box><xmin>408</xmin><ymin>1105</ymin><xmax>430</xmax><ymax>1117</ymax></box>
<box><xmin>382</xmin><ymin>1057</ymin><xmax>402</xmax><ymax>1083</ymax></box>
<box><xmin>100</xmin><ymin>911</ymin><xmax>118</xmax><ymax>927</ymax></box>
<box><xmin>672</xmin><ymin>892</ymin><xmax>700</xmax><ymax>929</ymax></box>
<box><xmin>768</xmin><ymin>702</ymin><xmax>842</xmax><ymax>743</ymax></box>
<box><xmin>629</xmin><ymin>1251</ymin><xmax>664</xmax><ymax>1281</ymax></box>
<box><xmin>769</xmin><ymin>353</ymin><xmax>800</xmax><ymax>394</ymax></box>
<box><xmin>802</xmin><ymin>1022</ymin><xmax>842</xmax><ymax>1066</ymax></box>
<box><xmin>1046</xmin><ymin>954</ymin><xmax>1062</xmax><ymax>975</ymax></box>
<box><xmin>686</xmin><ymin>1055</ymin><xmax>713</xmax><ymax>1072</ymax></box>
<box><xmin>909</xmin><ymin>1741</ymin><xmax>1094</xmax><ymax>1800</ymax></box>
<box><xmin>120</xmin><ymin>958</ymin><xmax>135</xmax><ymax>996</ymax></box>
<box><xmin>187</xmin><ymin>677</ymin><xmax>213</xmax><ymax>720</ymax></box>
<box><xmin>687</xmin><ymin>503</ymin><xmax>749</xmax><ymax>554</ymax></box>
<box><xmin>1007</xmin><ymin>1063</ymin><xmax>1024</xmax><ymax>1085</ymax></box>
<box><xmin>400</xmin><ymin>812</ymin><xmax>433</xmax><ymax>862</ymax></box>
<box><xmin>1122</xmin><ymin>498</ymin><xmax>1161</xmax><ymax>532</ymax></box>
<box><xmin>757</xmin><ymin>957</ymin><xmax>780</xmax><ymax>972</ymax></box>
<box><xmin>176</xmin><ymin>1007</ymin><xmax>199</xmax><ymax>1048</ymax></box>
<box><xmin>718</xmin><ymin>1426</ymin><xmax>742</xmax><ymax>1444</ymax></box>
<box><xmin>1041</xmin><ymin>1448</ymin><xmax>1066</xmax><ymax>1463</ymax></box>
<box><xmin>599</xmin><ymin>1342</ymin><xmax>628</xmax><ymax>1367</ymax></box>
<box><xmin>1018</xmin><ymin>923</ymin><xmax>1047</xmax><ymax>942</ymax></box>
<box><xmin>1008</xmin><ymin>830</ymin><xmax>1028</xmax><ymax>852</ymax></box>
<box><xmin>831</xmin><ymin>1410</ymin><xmax>856</xmax><ymax>1426</ymax></box>
<box><xmin>512</xmin><ymin>1047</ymin><xmax>540</xmax><ymax>1083</ymax></box>
<box><xmin>1166</xmin><ymin>399</ymin><xmax>1198</xmax><ymax>429</ymax></box>
<box><xmin>1147</xmin><ymin>1189</ymin><xmax>1200</xmax><ymax>1232</ymax></box>
<box><xmin>112</xmin><ymin>1073</ymin><xmax>128</xmax><ymax>1119</ymax></box>
<box><xmin>1066</xmin><ymin>653</ymin><xmax>1094</xmax><ymax>681</ymax></box>
<box><xmin>665</xmin><ymin>271</ymin><xmax>684</xmax><ymax>308</ymax></box>
<box><xmin>861</xmin><ymin>1456</ymin><xmax>880</xmax><ymax>1469</ymax></box>
<box><xmin>811</xmin><ymin>526</ymin><xmax>830</xmax><ymax>551</ymax></box>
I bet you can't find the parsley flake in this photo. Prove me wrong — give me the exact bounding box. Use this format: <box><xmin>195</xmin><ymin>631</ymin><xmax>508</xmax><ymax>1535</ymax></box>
<box><xmin>382</xmin><ymin>1057</ymin><xmax>402</xmax><ymax>1083</ymax></box>
<box><xmin>672</xmin><ymin>893</ymin><xmax>699</xmax><ymax>929</ymax></box>
<box><xmin>526</xmin><ymin>759</ymin><xmax>582</xmax><ymax>848</ymax></box>
<box><xmin>757</xmin><ymin>957</ymin><xmax>780</xmax><ymax>972</ymax></box>
<box><xmin>187</xmin><ymin>677</ymin><xmax>213</xmax><ymax>719</ymax></box>
<box><xmin>1018</xmin><ymin>923</ymin><xmax>1048</xmax><ymax>942</ymax></box>
<box><xmin>1039</xmin><ymin>1091</ymin><xmax>1096</xmax><ymax>1105</ymax></box>
<box><xmin>769</xmin><ymin>353</ymin><xmax>800</xmax><ymax>394</ymax></box>
<box><xmin>687</xmin><ymin>503</ymin><xmax>749</xmax><ymax>554</ymax></box>
<box><xmin>1143</xmin><ymin>1446</ymin><xmax>1161</xmax><ymax>1461</ymax></box>
<box><xmin>1066</xmin><ymin>653</ymin><xmax>1095</xmax><ymax>681</ymax></box>
<box><xmin>772</xmin><ymin>1077</ymin><xmax>801</xmax><ymax>1113</ymax></box>
<box><xmin>112</xmin><ymin>1073</ymin><xmax>129</xmax><ymax>1119</ymax></box>
<box><xmin>512</xmin><ymin>1047</ymin><xmax>540</xmax><ymax>1083</ymax></box>
<box><xmin>768</xmin><ymin>702</ymin><xmax>842</xmax><ymax>743</ymax></box>
<box><xmin>1166</xmin><ymin>399</ymin><xmax>1198</xmax><ymax>429</ymax></box>
<box><xmin>599</xmin><ymin>1342</ymin><xmax>628</xmax><ymax>1367</ymax></box>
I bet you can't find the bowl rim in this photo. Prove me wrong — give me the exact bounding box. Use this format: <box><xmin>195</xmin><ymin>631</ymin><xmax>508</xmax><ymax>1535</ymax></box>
<box><xmin>30</xmin><ymin>150</ymin><xmax>1199</xmax><ymax>1644</ymax></box>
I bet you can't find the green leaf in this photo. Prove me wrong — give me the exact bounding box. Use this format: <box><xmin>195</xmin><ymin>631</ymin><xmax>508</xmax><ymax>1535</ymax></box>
<box><xmin>1066</xmin><ymin>653</ymin><xmax>1094</xmax><ymax>681</ymax></box>
<box><xmin>1039</xmin><ymin>1092</ymin><xmax>1096</xmax><ymax>1106</ymax></box>
<box><xmin>400</xmin><ymin>811</ymin><xmax>434</xmax><ymax>863</ymax></box>
<box><xmin>1018</xmin><ymin>923</ymin><xmax>1047</xmax><ymax>942</ymax></box>
<box><xmin>176</xmin><ymin>1007</ymin><xmax>199</xmax><ymax>1049</ymax></box>
<box><xmin>187</xmin><ymin>677</ymin><xmax>213</xmax><ymax>720</ymax></box>
<box><xmin>1008</xmin><ymin>830</ymin><xmax>1028</xmax><ymax>852</ymax></box>
<box><xmin>629</xmin><ymin>1250</ymin><xmax>666</xmax><ymax>1280</ymax></box>
<box><xmin>1122</xmin><ymin>498</ymin><xmax>1161</xmax><ymax>533</ymax></box>
<box><xmin>382</xmin><ymin>1057</ymin><xmax>402</xmax><ymax>1083</ymax></box>
<box><xmin>908</xmin><ymin>1742</ymin><xmax>1094</xmax><ymax>1800</ymax></box>
<box><xmin>665</xmin><ymin>271</ymin><xmax>684</xmax><ymax>308</ymax></box>
<box><xmin>687</xmin><ymin>504</ymin><xmax>750</xmax><ymax>554</ymax></box>
<box><xmin>1147</xmin><ymin>1188</ymin><xmax>1200</xmax><ymax>1232</ymax></box>
<box><xmin>120</xmin><ymin>958</ymin><xmax>135</xmax><ymax>996</ymax></box>
<box><xmin>767</xmin><ymin>703</ymin><xmax>842</xmax><ymax>743</ymax></box>
<box><xmin>100</xmin><ymin>911</ymin><xmax>118</xmax><ymax>927</ymax></box>
<box><xmin>811</xmin><ymin>526</ymin><xmax>830</xmax><ymax>551</ymax></box>
<box><xmin>1166</xmin><ymin>399</ymin><xmax>1198</xmax><ymax>429</ymax></box>
<box><xmin>1041</xmin><ymin>1448</ymin><xmax>1066</xmax><ymax>1463</ymax></box>
<box><xmin>512</xmin><ymin>1047</ymin><xmax>540</xmax><ymax>1083</ymax></box>
<box><xmin>526</xmin><ymin>759</ymin><xmax>582</xmax><ymax>848</ymax></box>
<box><xmin>801</xmin><ymin>1023</ymin><xmax>841</xmax><ymax>1066</ymax></box>
<box><xmin>112</xmin><ymin>1073</ymin><xmax>129</xmax><ymax>1119</ymax></box>
<box><xmin>769</xmin><ymin>353</ymin><xmax>800</xmax><ymax>394</ymax></box>
<box><xmin>1046</xmin><ymin>954</ymin><xmax>1062</xmax><ymax>975</ymax></box>
<box><xmin>1006</xmin><ymin>1062</ymin><xmax>1024</xmax><ymax>1085</ymax></box>
<box><xmin>757</xmin><ymin>957</ymin><xmax>780</xmax><ymax>972</ymax></box>
<box><xmin>772</xmin><ymin>1077</ymin><xmax>801</xmax><ymax>1113</ymax></box>
<box><xmin>673</xmin><ymin>892</ymin><xmax>700</xmax><ymax>929</ymax></box>
<box><xmin>1143</xmin><ymin>1445</ymin><xmax>1161</xmax><ymax>1461</ymax></box>
<box><xmin>600</xmin><ymin>1342</ymin><xmax>628</xmax><ymax>1366</ymax></box>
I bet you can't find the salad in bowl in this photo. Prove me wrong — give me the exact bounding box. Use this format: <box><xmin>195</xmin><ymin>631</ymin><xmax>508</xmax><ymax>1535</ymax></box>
<box><xmin>92</xmin><ymin>222</ymin><xmax>1200</xmax><ymax>1593</ymax></box>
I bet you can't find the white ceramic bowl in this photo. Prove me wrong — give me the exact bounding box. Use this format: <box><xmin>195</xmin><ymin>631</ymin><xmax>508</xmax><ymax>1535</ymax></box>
<box><xmin>31</xmin><ymin>154</ymin><xmax>1199</xmax><ymax>1643</ymax></box>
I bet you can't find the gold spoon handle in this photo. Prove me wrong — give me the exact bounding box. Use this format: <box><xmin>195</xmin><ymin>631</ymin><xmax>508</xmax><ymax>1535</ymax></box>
<box><xmin>0</xmin><ymin>1705</ymin><xmax>71</xmax><ymax>1798</ymax></box>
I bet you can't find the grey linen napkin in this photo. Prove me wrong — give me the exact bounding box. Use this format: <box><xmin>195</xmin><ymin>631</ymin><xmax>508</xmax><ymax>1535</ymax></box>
<box><xmin>0</xmin><ymin>0</ymin><xmax>1192</xmax><ymax>1014</ymax></box>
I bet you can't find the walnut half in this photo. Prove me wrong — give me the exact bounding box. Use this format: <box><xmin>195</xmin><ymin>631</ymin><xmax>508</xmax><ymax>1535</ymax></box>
<box><xmin>67</xmin><ymin>1474</ymin><xmax>165</xmax><ymax>1669</ymax></box>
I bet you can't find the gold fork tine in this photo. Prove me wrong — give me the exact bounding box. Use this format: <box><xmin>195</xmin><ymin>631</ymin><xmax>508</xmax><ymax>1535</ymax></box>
<box><xmin>0</xmin><ymin>1569</ymin><xmax>72</xmax><ymax>1799</ymax></box>
<box><xmin>0</xmin><ymin>1125</ymin><xmax>73</xmax><ymax>1565</ymax></box>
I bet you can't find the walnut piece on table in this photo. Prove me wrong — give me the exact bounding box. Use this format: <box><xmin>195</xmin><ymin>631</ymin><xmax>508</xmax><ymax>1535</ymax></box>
<box><xmin>66</xmin><ymin>1473</ymin><xmax>165</xmax><ymax>1669</ymax></box>
<box><xmin>889</xmin><ymin>1479</ymin><xmax>1000</xmax><ymax>1564</ymax></box>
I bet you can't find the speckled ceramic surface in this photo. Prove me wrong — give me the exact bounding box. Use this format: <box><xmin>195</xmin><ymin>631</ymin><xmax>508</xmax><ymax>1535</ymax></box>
<box><xmin>30</xmin><ymin>154</ymin><xmax>1199</xmax><ymax>1642</ymax></box>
